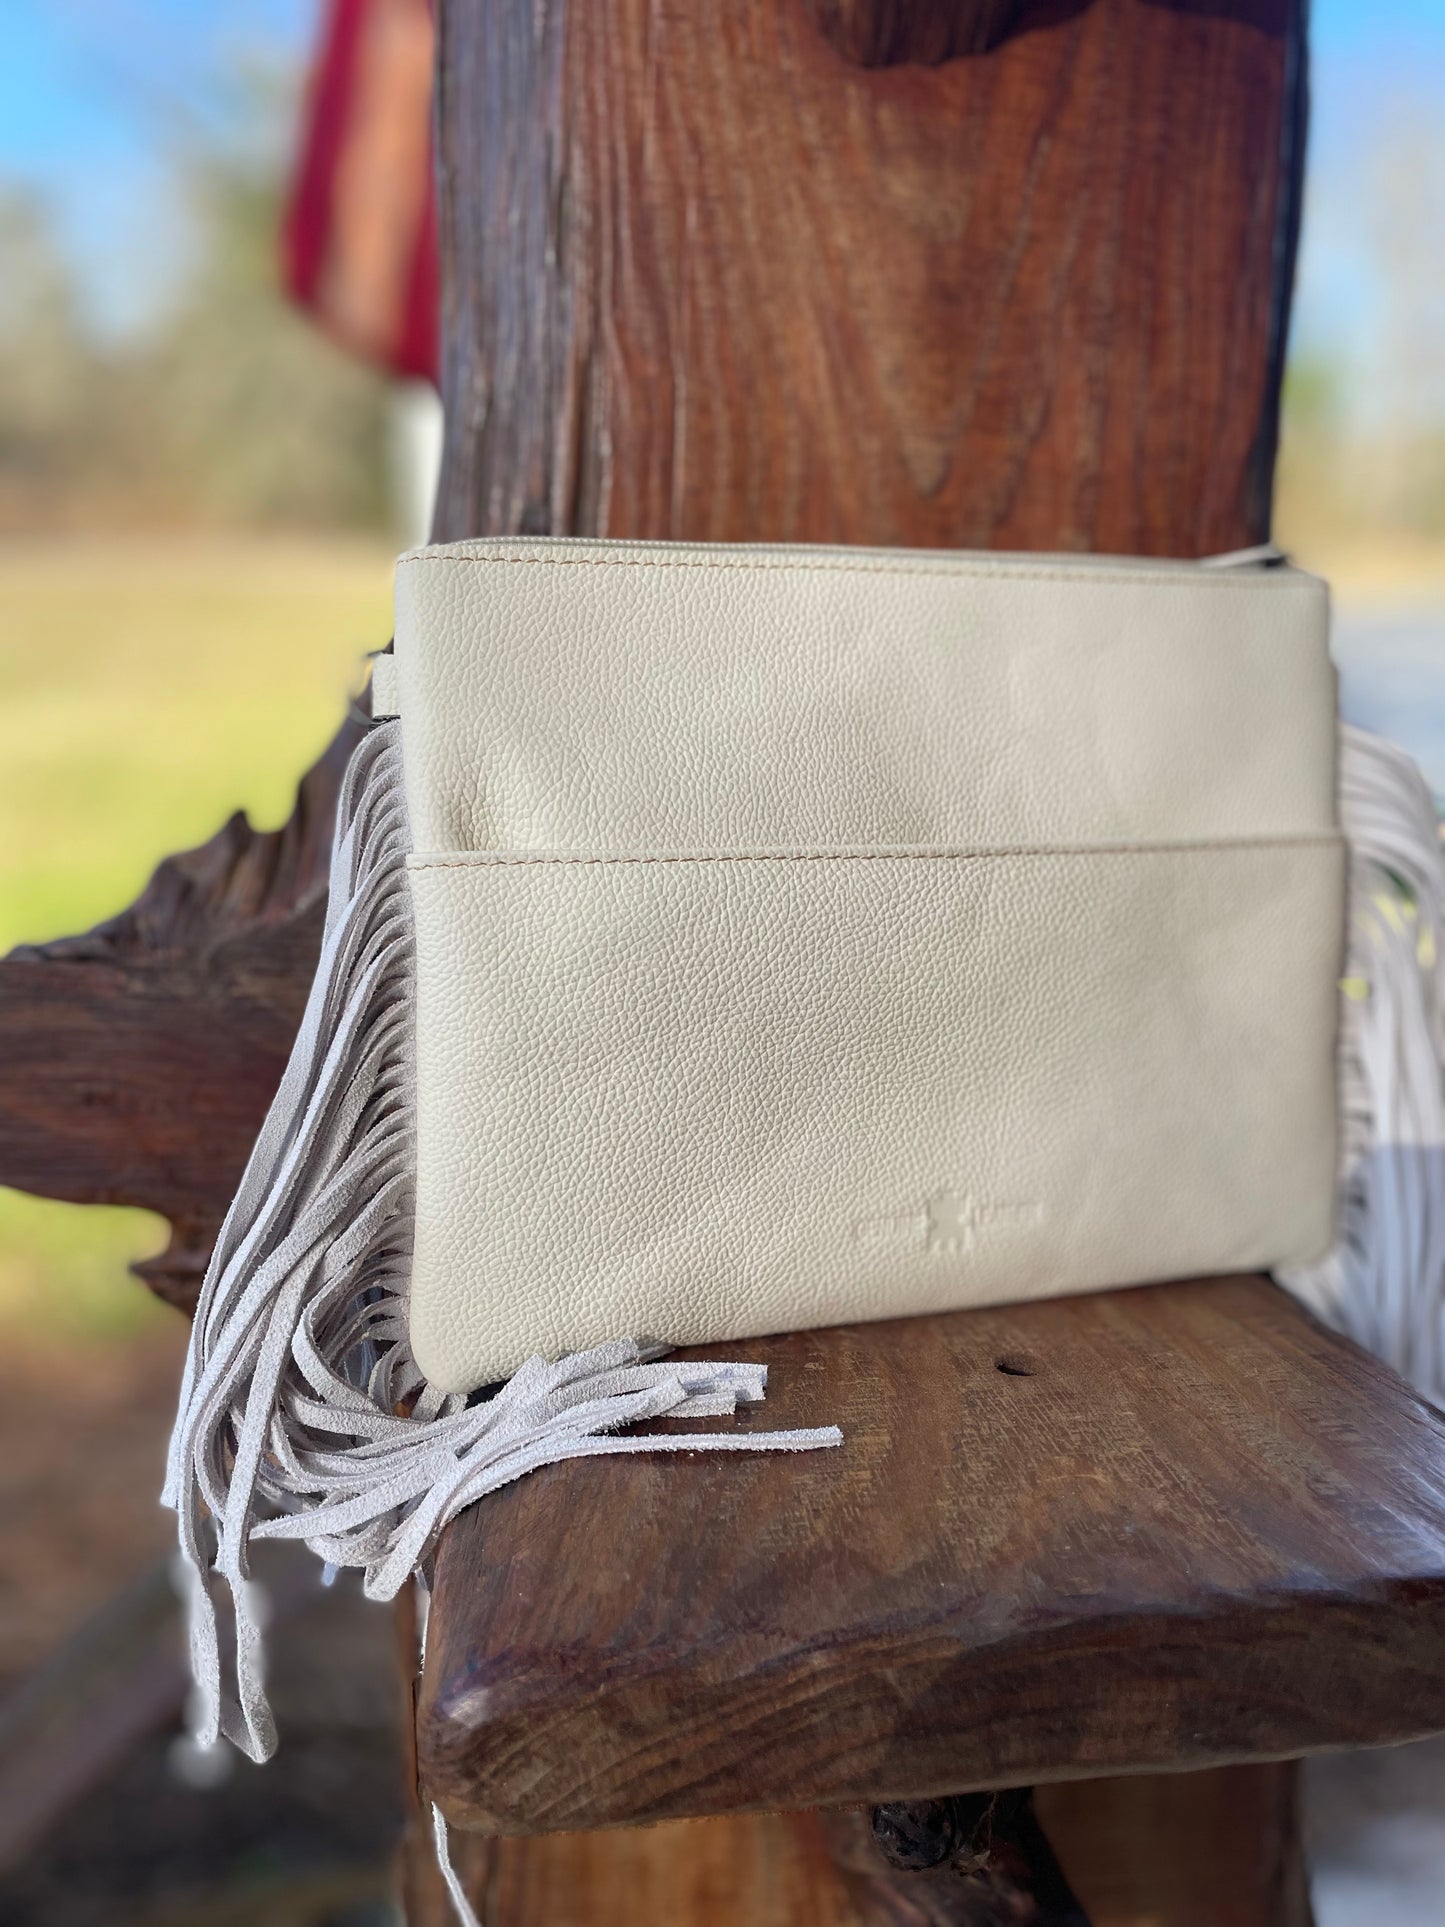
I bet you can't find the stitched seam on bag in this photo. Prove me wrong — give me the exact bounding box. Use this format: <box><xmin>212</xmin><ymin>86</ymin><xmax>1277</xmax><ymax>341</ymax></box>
<box><xmin>402</xmin><ymin>553</ymin><xmax>1304</xmax><ymax>589</ymax></box>
<box><xmin>407</xmin><ymin>835</ymin><xmax>1343</xmax><ymax>870</ymax></box>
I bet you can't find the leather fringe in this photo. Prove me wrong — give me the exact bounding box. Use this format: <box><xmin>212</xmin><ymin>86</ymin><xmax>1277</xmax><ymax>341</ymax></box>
<box><xmin>1280</xmin><ymin>725</ymin><xmax>1445</xmax><ymax>1404</ymax></box>
<box><xmin>163</xmin><ymin>720</ymin><xmax>839</xmax><ymax>1765</ymax></box>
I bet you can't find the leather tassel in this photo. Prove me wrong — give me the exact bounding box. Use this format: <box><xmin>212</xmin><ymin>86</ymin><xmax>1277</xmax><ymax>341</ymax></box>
<box><xmin>162</xmin><ymin>719</ymin><xmax>839</xmax><ymax>1766</ymax></box>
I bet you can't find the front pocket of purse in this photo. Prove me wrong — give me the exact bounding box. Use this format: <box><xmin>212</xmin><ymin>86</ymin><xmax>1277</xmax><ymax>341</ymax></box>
<box><xmin>405</xmin><ymin>840</ymin><xmax>1344</xmax><ymax>1393</ymax></box>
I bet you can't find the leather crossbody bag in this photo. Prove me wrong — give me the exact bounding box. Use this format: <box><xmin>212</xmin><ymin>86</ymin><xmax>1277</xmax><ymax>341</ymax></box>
<box><xmin>377</xmin><ymin>540</ymin><xmax>1344</xmax><ymax>1390</ymax></box>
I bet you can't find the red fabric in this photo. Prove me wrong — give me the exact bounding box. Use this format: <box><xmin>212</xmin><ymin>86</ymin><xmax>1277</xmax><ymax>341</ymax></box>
<box><xmin>282</xmin><ymin>0</ymin><xmax>439</xmax><ymax>385</ymax></box>
<box><xmin>281</xmin><ymin>0</ymin><xmax>363</xmax><ymax>313</ymax></box>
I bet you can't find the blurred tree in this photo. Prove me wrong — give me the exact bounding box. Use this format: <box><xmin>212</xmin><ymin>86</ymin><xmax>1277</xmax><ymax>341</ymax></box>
<box><xmin>0</xmin><ymin>63</ymin><xmax>392</xmax><ymax>535</ymax></box>
<box><xmin>139</xmin><ymin>62</ymin><xmax>392</xmax><ymax>531</ymax></box>
<box><xmin>1274</xmin><ymin>348</ymin><xmax>1353</xmax><ymax>551</ymax></box>
<box><xmin>1281</xmin><ymin>353</ymin><xmax>1344</xmax><ymax>440</ymax></box>
<box><xmin>0</xmin><ymin>193</ymin><xmax>100</xmax><ymax>525</ymax></box>
<box><xmin>1277</xmin><ymin>92</ymin><xmax>1445</xmax><ymax>557</ymax></box>
<box><xmin>1365</xmin><ymin>108</ymin><xmax>1445</xmax><ymax>535</ymax></box>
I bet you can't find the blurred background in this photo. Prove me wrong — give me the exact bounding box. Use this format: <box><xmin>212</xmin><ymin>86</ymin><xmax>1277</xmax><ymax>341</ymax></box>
<box><xmin>0</xmin><ymin>2</ymin><xmax>1440</xmax><ymax>1923</ymax></box>
<box><xmin>0</xmin><ymin>6</ymin><xmax>434</xmax><ymax>1922</ymax></box>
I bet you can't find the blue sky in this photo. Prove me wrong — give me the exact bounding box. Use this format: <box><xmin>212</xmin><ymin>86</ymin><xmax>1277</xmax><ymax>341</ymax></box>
<box><xmin>1298</xmin><ymin>0</ymin><xmax>1445</xmax><ymax>399</ymax></box>
<box><xmin>2</xmin><ymin>1</ymin><xmax>318</xmax><ymax>330</ymax></box>
<box><xmin>2</xmin><ymin>0</ymin><xmax>1444</xmax><ymax>381</ymax></box>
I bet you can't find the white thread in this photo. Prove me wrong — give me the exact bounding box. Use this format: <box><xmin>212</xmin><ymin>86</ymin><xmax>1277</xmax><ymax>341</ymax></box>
<box><xmin>432</xmin><ymin>1805</ymin><xmax>483</xmax><ymax>1927</ymax></box>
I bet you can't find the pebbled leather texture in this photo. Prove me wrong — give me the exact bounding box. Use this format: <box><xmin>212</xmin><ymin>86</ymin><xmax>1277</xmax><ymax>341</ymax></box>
<box><xmin>392</xmin><ymin>539</ymin><xmax>1344</xmax><ymax>1395</ymax></box>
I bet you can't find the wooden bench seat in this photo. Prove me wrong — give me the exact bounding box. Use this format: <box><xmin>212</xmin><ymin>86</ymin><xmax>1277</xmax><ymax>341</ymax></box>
<box><xmin>419</xmin><ymin>1274</ymin><xmax>1445</xmax><ymax>1837</ymax></box>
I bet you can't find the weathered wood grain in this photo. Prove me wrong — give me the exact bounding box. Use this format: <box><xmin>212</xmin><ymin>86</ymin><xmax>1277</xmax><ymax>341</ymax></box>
<box><xmin>398</xmin><ymin>1807</ymin><xmax>986</xmax><ymax>1927</ymax></box>
<box><xmin>831</xmin><ymin>1795</ymin><xmax>1093</xmax><ymax>1922</ymax></box>
<box><xmin>0</xmin><ymin>716</ymin><xmax>362</xmax><ymax>1309</ymax></box>
<box><xmin>416</xmin><ymin>2</ymin><xmax>1332</xmax><ymax>1911</ymax></box>
<box><xmin>398</xmin><ymin>1765</ymin><xmax>1316</xmax><ymax>1926</ymax></box>
<box><xmin>433</xmin><ymin>0</ymin><xmax>1304</xmax><ymax>555</ymax></box>
<box><xmin>419</xmin><ymin>1276</ymin><xmax>1445</xmax><ymax>1835</ymax></box>
<box><xmin>410</xmin><ymin>1805</ymin><xmax>1096</xmax><ymax>1927</ymax></box>
<box><xmin>1036</xmin><ymin>1763</ymin><xmax>1316</xmax><ymax>1927</ymax></box>
<box><xmin>802</xmin><ymin>0</ymin><xmax>1034</xmax><ymax>67</ymax></box>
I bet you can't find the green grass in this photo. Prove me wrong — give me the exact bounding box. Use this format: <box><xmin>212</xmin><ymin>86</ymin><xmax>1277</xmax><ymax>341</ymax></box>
<box><xmin>0</xmin><ymin>535</ymin><xmax>395</xmax><ymax>1347</ymax></box>
<box><xmin>0</xmin><ymin>1190</ymin><xmax>171</xmax><ymax>1346</ymax></box>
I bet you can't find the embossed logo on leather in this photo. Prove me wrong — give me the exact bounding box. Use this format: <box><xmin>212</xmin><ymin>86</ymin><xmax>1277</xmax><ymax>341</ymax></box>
<box><xmin>851</xmin><ymin>1189</ymin><xmax>1041</xmax><ymax>1255</ymax></box>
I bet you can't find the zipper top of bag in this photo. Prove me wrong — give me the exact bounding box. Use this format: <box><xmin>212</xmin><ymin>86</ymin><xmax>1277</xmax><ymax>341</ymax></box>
<box><xmin>398</xmin><ymin>535</ymin><xmax>1302</xmax><ymax>582</ymax></box>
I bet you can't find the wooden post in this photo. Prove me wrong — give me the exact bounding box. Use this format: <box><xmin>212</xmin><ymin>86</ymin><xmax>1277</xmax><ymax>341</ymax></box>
<box><xmin>431</xmin><ymin>0</ymin><xmax>1303</xmax><ymax>554</ymax></box>
<box><xmin>404</xmin><ymin>0</ymin><xmax>1314</xmax><ymax>1919</ymax></box>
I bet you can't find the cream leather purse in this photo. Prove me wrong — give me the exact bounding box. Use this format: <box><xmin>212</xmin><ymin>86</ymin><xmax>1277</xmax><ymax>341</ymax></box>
<box><xmin>379</xmin><ymin>540</ymin><xmax>1344</xmax><ymax>1390</ymax></box>
<box><xmin>169</xmin><ymin>536</ymin><xmax>1352</xmax><ymax>1760</ymax></box>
